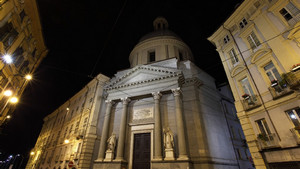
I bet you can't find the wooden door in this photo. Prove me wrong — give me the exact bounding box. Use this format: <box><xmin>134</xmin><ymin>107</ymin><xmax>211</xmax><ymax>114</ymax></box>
<box><xmin>132</xmin><ymin>133</ymin><xmax>151</xmax><ymax>169</ymax></box>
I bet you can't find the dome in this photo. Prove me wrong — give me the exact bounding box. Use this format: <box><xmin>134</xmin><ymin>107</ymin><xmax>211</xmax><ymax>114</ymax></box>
<box><xmin>129</xmin><ymin>17</ymin><xmax>194</xmax><ymax>68</ymax></box>
<box><xmin>138</xmin><ymin>29</ymin><xmax>182</xmax><ymax>42</ymax></box>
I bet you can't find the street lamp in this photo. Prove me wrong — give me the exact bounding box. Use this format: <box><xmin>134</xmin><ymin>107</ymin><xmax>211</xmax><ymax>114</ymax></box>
<box><xmin>25</xmin><ymin>74</ymin><xmax>32</xmax><ymax>80</ymax></box>
<box><xmin>3</xmin><ymin>90</ymin><xmax>12</xmax><ymax>97</ymax></box>
<box><xmin>2</xmin><ymin>54</ymin><xmax>13</xmax><ymax>64</ymax></box>
<box><xmin>9</xmin><ymin>97</ymin><xmax>18</xmax><ymax>104</ymax></box>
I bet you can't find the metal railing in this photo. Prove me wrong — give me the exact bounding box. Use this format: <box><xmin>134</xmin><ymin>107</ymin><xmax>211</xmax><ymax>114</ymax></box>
<box><xmin>268</xmin><ymin>83</ymin><xmax>293</xmax><ymax>99</ymax></box>
<box><xmin>290</xmin><ymin>128</ymin><xmax>300</xmax><ymax>144</ymax></box>
<box><xmin>241</xmin><ymin>94</ymin><xmax>261</xmax><ymax>111</ymax></box>
<box><xmin>257</xmin><ymin>133</ymin><xmax>280</xmax><ymax>150</ymax></box>
<box><xmin>285</xmin><ymin>70</ymin><xmax>300</xmax><ymax>90</ymax></box>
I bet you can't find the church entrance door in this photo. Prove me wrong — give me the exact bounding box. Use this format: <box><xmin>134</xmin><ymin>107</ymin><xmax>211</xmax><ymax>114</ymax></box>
<box><xmin>133</xmin><ymin>133</ymin><xmax>151</xmax><ymax>169</ymax></box>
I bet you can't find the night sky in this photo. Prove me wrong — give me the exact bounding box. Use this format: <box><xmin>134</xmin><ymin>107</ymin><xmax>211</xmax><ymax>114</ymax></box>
<box><xmin>0</xmin><ymin>0</ymin><xmax>242</xmax><ymax>161</ymax></box>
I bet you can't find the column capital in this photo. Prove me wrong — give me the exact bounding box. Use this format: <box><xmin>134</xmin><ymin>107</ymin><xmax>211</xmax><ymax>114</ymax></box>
<box><xmin>171</xmin><ymin>87</ymin><xmax>182</xmax><ymax>97</ymax></box>
<box><xmin>105</xmin><ymin>100</ymin><xmax>115</xmax><ymax>105</ymax></box>
<box><xmin>152</xmin><ymin>92</ymin><xmax>162</xmax><ymax>100</ymax></box>
<box><xmin>121</xmin><ymin>97</ymin><xmax>131</xmax><ymax>105</ymax></box>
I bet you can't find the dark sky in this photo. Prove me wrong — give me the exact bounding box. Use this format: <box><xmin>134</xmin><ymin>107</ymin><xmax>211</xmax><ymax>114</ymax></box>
<box><xmin>0</xmin><ymin>0</ymin><xmax>242</xmax><ymax>161</ymax></box>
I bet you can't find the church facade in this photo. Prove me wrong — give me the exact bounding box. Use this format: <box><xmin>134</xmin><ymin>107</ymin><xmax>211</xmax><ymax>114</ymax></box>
<box><xmin>28</xmin><ymin>17</ymin><xmax>253</xmax><ymax>169</ymax></box>
<box><xmin>93</xmin><ymin>17</ymin><xmax>252</xmax><ymax>169</ymax></box>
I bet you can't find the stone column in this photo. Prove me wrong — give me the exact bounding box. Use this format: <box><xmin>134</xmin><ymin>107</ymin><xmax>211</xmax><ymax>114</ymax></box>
<box><xmin>96</xmin><ymin>100</ymin><xmax>114</xmax><ymax>161</ymax></box>
<box><xmin>152</xmin><ymin>92</ymin><xmax>163</xmax><ymax>160</ymax></box>
<box><xmin>172</xmin><ymin>88</ymin><xmax>189</xmax><ymax>160</ymax></box>
<box><xmin>116</xmin><ymin>97</ymin><xmax>131</xmax><ymax>161</ymax></box>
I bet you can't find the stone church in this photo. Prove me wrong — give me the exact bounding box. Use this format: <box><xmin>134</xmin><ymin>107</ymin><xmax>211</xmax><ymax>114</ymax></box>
<box><xmin>27</xmin><ymin>17</ymin><xmax>253</xmax><ymax>169</ymax></box>
<box><xmin>93</xmin><ymin>17</ymin><xmax>248</xmax><ymax>169</ymax></box>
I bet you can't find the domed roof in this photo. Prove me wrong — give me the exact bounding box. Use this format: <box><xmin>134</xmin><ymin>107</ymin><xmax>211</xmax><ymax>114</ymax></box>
<box><xmin>138</xmin><ymin>29</ymin><xmax>182</xmax><ymax>42</ymax></box>
<box><xmin>138</xmin><ymin>16</ymin><xmax>182</xmax><ymax>43</ymax></box>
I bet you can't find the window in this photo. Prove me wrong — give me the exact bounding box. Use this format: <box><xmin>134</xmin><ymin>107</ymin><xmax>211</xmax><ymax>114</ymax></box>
<box><xmin>247</xmin><ymin>32</ymin><xmax>261</xmax><ymax>49</ymax></box>
<box><xmin>264</xmin><ymin>62</ymin><xmax>282</xmax><ymax>82</ymax></box>
<box><xmin>14</xmin><ymin>47</ymin><xmax>24</xmax><ymax>67</ymax></box>
<box><xmin>179</xmin><ymin>51</ymin><xmax>183</xmax><ymax>61</ymax></box>
<box><xmin>256</xmin><ymin>118</ymin><xmax>272</xmax><ymax>136</ymax></box>
<box><xmin>236</xmin><ymin>148</ymin><xmax>242</xmax><ymax>159</ymax></box>
<box><xmin>239</xmin><ymin>18</ymin><xmax>248</xmax><ymax>29</ymax></box>
<box><xmin>223</xmin><ymin>35</ymin><xmax>230</xmax><ymax>44</ymax></box>
<box><xmin>20</xmin><ymin>10</ymin><xmax>26</xmax><ymax>22</ymax></box>
<box><xmin>230</xmin><ymin>126</ymin><xmax>236</xmax><ymax>139</ymax></box>
<box><xmin>241</xmin><ymin>77</ymin><xmax>255</xmax><ymax>96</ymax></box>
<box><xmin>148</xmin><ymin>51</ymin><xmax>155</xmax><ymax>62</ymax></box>
<box><xmin>279</xmin><ymin>2</ymin><xmax>300</xmax><ymax>21</ymax></box>
<box><xmin>286</xmin><ymin>108</ymin><xmax>300</xmax><ymax>130</ymax></box>
<box><xmin>228</xmin><ymin>48</ymin><xmax>239</xmax><ymax>64</ymax></box>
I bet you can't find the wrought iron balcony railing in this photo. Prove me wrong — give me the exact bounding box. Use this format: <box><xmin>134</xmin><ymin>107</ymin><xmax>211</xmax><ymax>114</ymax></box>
<box><xmin>285</xmin><ymin>70</ymin><xmax>300</xmax><ymax>90</ymax></box>
<box><xmin>241</xmin><ymin>94</ymin><xmax>261</xmax><ymax>111</ymax></box>
<box><xmin>268</xmin><ymin>83</ymin><xmax>293</xmax><ymax>100</ymax></box>
<box><xmin>257</xmin><ymin>133</ymin><xmax>280</xmax><ymax>150</ymax></box>
<box><xmin>290</xmin><ymin>128</ymin><xmax>300</xmax><ymax>144</ymax></box>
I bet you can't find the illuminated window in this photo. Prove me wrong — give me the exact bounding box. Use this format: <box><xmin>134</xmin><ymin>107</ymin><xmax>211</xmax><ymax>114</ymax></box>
<box><xmin>286</xmin><ymin>108</ymin><xmax>300</xmax><ymax>130</ymax></box>
<box><xmin>247</xmin><ymin>32</ymin><xmax>261</xmax><ymax>49</ymax></box>
<box><xmin>239</xmin><ymin>18</ymin><xmax>248</xmax><ymax>29</ymax></box>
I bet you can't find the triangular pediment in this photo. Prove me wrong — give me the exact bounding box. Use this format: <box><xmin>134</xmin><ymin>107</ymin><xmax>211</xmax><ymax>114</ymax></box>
<box><xmin>105</xmin><ymin>65</ymin><xmax>182</xmax><ymax>90</ymax></box>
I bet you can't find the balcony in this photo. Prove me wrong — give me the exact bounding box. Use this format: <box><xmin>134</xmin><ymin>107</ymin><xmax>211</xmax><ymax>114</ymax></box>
<box><xmin>268</xmin><ymin>82</ymin><xmax>293</xmax><ymax>100</ymax></box>
<box><xmin>285</xmin><ymin>70</ymin><xmax>300</xmax><ymax>90</ymax></box>
<box><xmin>241</xmin><ymin>94</ymin><xmax>261</xmax><ymax>111</ymax></box>
<box><xmin>290</xmin><ymin>128</ymin><xmax>300</xmax><ymax>144</ymax></box>
<box><xmin>257</xmin><ymin>133</ymin><xmax>280</xmax><ymax>150</ymax></box>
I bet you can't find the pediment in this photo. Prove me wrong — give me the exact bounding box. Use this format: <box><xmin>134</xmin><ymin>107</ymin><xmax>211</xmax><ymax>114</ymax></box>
<box><xmin>231</xmin><ymin>65</ymin><xmax>245</xmax><ymax>77</ymax></box>
<box><xmin>251</xmin><ymin>48</ymin><xmax>272</xmax><ymax>64</ymax></box>
<box><xmin>105</xmin><ymin>65</ymin><xmax>182</xmax><ymax>91</ymax></box>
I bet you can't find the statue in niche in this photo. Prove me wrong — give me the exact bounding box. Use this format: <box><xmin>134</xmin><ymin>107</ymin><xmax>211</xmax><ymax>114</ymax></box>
<box><xmin>163</xmin><ymin>127</ymin><xmax>174</xmax><ymax>149</ymax></box>
<box><xmin>107</xmin><ymin>133</ymin><xmax>116</xmax><ymax>151</ymax></box>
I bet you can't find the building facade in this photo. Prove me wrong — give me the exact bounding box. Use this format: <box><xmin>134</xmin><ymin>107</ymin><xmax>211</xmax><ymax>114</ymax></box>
<box><xmin>208</xmin><ymin>0</ymin><xmax>300</xmax><ymax>168</ymax></box>
<box><xmin>0</xmin><ymin>0</ymin><xmax>48</xmax><ymax>127</ymax></box>
<box><xmin>26</xmin><ymin>74</ymin><xmax>109</xmax><ymax>169</ymax></box>
<box><xmin>29</xmin><ymin>17</ymin><xmax>253</xmax><ymax>169</ymax></box>
<box><xmin>93</xmin><ymin>17</ymin><xmax>252</xmax><ymax>169</ymax></box>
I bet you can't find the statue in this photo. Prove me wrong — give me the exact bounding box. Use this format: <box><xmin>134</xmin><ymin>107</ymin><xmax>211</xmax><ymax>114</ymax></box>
<box><xmin>164</xmin><ymin>127</ymin><xmax>174</xmax><ymax>149</ymax></box>
<box><xmin>107</xmin><ymin>133</ymin><xmax>116</xmax><ymax>151</ymax></box>
<box><xmin>104</xmin><ymin>133</ymin><xmax>116</xmax><ymax>161</ymax></box>
<box><xmin>163</xmin><ymin>127</ymin><xmax>175</xmax><ymax>160</ymax></box>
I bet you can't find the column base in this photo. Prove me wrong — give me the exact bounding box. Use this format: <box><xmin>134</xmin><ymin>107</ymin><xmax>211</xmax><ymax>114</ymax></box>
<box><xmin>94</xmin><ymin>158</ymin><xmax>104</xmax><ymax>162</ymax></box>
<box><xmin>177</xmin><ymin>155</ymin><xmax>189</xmax><ymax>161</ymax></box>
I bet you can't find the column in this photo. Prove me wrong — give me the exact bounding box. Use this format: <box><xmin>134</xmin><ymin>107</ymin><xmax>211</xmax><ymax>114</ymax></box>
<box><xmin>172</xmin><ymin>88</ymin><xmax>189</xmax><ymax>160</ymax></box>
<box><xmin>152</xmin><ymin>92</ymin><xmax>163</xmax><ymax>160</ymax></box>
<box><xmin>96</xmin><ymin>100</ymin><xmax>114</xmax><ymax>161</ymax></box>
<box><xmin>115</xmin><ymin>97</ymin><xmax>131</xmax><ymax>161</ymax></box>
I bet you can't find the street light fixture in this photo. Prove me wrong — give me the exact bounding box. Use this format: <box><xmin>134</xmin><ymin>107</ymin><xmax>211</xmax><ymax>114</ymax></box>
<box><xmin>6</xmin><ymin>115</ymin><xmax>11</xmax><ymax>119</ymax></box>
<box><xmin>3</xmin><ymin>90</ymin><xmax>13</xmax><ymax>97</ymax></box>
<box><xmin>9</xmin><ymin>97</ymin><xmax>18</xmax><ymax>104</ymax></box>
<box><xmin>25</xmin><ymin>74</ymin><xmax>32</xmax><ymax>80</ymax></box>
<box><xmin>2</xmin><ymin>54</ymin><xmax>13</xmax><ymax>64</ymax></box>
